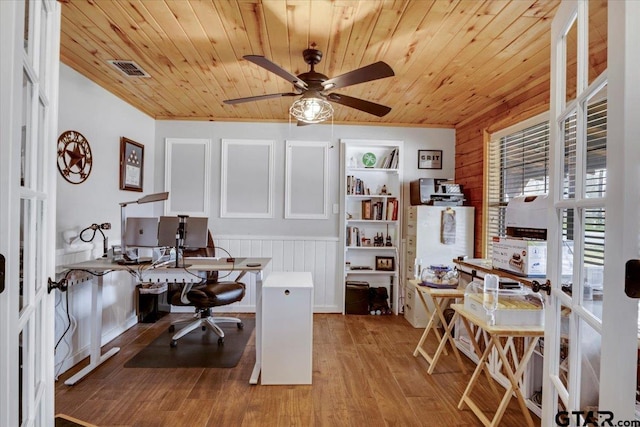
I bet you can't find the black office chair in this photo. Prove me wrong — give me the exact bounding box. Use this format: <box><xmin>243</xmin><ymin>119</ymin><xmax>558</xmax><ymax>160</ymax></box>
<box><xmin>167</xmin><ymin>231</ymin><xmax>245</xmax><ymax>346</ymax></box>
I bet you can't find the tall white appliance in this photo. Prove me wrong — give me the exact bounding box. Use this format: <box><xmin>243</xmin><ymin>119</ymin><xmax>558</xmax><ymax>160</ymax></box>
<box><xmin>403</xmin><ymin>205</ymin><xmax>475</xmax><ymax>327</ymax></box>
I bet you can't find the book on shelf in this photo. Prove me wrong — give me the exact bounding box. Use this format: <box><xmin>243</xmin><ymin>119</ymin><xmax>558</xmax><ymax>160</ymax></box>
<box><xmin>347</xmin><ymin>175</ymin><xmax>366</xmax><ymax>195</ymax></box>
<box><xmin>382</xmin><ymin>148</ymin><xmax>399</xmax><ymax>169</ymax></box>
<box><xmin>346</xmin><ymin>226</ymin><xmax>361</xmax><ymax>247</ymax></box>
<box><xmin>373</xmin><ymin>200</ymin><xmax>384</xmax><ymax>221</ymax></box>
<box><xmin>386</xmin><ymin>198</ymin><xmax>399</xmax><ymax>221</ymax></box>
<box><xmin>361</xmin><ymin>199</ymin><xmax>372</xmax><ymax>220</ymax></box>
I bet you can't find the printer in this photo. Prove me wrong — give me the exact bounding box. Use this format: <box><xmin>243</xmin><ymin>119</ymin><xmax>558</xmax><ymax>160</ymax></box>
<box><xmin>409</xmin><ymin>178</ymin><xmax>464</xmax><ymax>206</ymax></box>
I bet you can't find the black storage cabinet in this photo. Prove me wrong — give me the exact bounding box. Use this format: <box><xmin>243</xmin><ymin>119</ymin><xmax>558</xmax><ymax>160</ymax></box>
<box><xmin>345</xmin><ymin>281</ymin><xmax>370</xmax><ymax>314</ymax></box>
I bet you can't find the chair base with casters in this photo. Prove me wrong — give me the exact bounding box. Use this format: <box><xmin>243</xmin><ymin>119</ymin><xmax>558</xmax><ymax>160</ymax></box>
<box><xmin>167</xmin><ymin>280</ymin><xmax>246</xmax><ymax>347</ymax></box>
<box><xmin>168</xmin><ymin>307</ymin><xmax>244</xmax><ymax>347</ymax></box>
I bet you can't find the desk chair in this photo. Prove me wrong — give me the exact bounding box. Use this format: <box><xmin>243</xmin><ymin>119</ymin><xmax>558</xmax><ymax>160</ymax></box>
<box><xmin>167</xmin><ymin>231</ymin><xmax>245</xmax><ymax>346</ymax></box>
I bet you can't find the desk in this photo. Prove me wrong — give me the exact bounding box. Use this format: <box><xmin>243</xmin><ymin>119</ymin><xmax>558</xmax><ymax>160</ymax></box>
<box><xmin>61</xmin><ymin>257</ymin><xmax>270</xmax><ymax>385</ymax></box>
<box><xmin>409</xmin><ymin>280</ymin><xmax>466</xmax><ymax>374</ymax></box>
<box><xmin>452</xmin><ymin>303</ymin><xmax>543</xmax><ymax>427</ymax></box>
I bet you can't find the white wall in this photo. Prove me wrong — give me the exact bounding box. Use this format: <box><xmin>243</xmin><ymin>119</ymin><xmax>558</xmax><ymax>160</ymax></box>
<box><xmin>154</xmin><ymin>121</ymin><xmax>455</xmax><ymax>237</ymax></box>
<box><xmin>55</xmin><ymin>64</ymin><xmax>156</xmax><ymax>376</ymax></box>
<box><xmin>57</xmin><ymin>64</ymin><xmax>157</xmax><ymax>249</ymax></box>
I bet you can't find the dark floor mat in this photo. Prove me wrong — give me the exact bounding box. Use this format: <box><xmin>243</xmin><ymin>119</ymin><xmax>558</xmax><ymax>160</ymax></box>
<box><xmin>124</xmin><ymin>318</ymin><xmax>255</xmax><ymax>368</ymax></box>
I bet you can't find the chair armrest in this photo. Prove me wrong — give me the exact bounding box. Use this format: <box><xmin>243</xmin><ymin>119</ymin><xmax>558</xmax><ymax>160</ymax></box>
<box><xmin>180</xmin><ymin>282</ymin><xmax>195</xmax><ymax>305</ymax></box>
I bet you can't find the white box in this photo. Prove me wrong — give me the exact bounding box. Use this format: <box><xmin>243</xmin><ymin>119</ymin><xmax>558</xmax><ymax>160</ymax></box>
<box><xmin>261</xmin><ymin>272</ymin><xmax>313</xmax><ymax>385</ymax></box>
<box><xmin>505</xmin><ymin>194</ymin><xmax>548</xmax><ymax>231</ymax></box>
<box><xmin>492</xmin><ymin>236</ymin><xmax>547</xmax><ymax>277</ymax></box>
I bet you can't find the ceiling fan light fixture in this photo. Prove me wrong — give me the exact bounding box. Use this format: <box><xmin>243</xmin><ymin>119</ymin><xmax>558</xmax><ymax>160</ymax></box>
<box><xmin>289</xmin><ymin>93</ymin><xmax>333</xmax><ymax>124</ymax></box>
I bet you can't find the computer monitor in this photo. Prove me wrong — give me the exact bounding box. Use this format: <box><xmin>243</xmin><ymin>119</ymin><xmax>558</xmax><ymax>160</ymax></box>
<box><xmin>123</xmin><ymin>217</ymin><xmax>159</xmax><ymax>247</ymax></box>
<box><xmin>157</xmin><ymin>216</ymin><xmax>209</xmax><ymax>249</ymax></box>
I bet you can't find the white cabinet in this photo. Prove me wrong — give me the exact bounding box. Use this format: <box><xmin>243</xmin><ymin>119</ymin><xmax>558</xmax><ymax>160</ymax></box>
<box><xmin>261</xmin><ymin>272</ymin><xmax>313</xmax><ymax>385</ymax></box>
<box><xmin>404</xmin><ymin>205</ymin><xmax>475</xmax><ymax>280</ymax></box>
<box><xmin>340</xmin><ymin>139</ymin><xmax>402</xmax><ymax>314</ymax></box>
<box><xmin>403</xmin><ymin>280</ymin><xmax>429</xmax><ymax>327</ymax></box>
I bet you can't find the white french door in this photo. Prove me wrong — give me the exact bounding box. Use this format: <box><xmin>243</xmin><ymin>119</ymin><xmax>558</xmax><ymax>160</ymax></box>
<box><xmin>0</xmin><ymin>1</ymin><xmax>60</xmax><ymax>426</ymax></box>
<box><xmin>542</xmin><ymin>1</ymin><xmax>639</xmax><ymax>426</ymax></box>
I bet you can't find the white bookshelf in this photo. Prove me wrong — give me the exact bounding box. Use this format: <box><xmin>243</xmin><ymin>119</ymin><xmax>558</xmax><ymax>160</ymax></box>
<box><xmin>340</xmin><ymin>139</ymin><xmax>403</xmax><ymax>314</ymax></box>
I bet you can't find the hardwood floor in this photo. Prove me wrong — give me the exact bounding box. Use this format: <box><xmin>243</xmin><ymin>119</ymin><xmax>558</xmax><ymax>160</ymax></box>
<box><xmin>55</xmin><ymin>313</ymin><xmax>541</xmax><ymax>426</ymax></box>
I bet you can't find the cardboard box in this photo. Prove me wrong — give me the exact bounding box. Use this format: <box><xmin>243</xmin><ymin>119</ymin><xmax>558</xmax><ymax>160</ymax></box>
<box><xmin>492</xmin><ymin>236</ymin><xmax>547</xmax><ymax>277</ymax></box>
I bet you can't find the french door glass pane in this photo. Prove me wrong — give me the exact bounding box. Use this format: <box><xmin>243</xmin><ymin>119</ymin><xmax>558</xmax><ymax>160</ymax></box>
<box><xmin>19</xmin><ymin>199</ymin><xmax>29</xmax><ymax>312</ymax></box>
<box><xmin>35</xmin><ymin>299</ymin><xmax>43</xmax><ymax>391</ymax></box>
<box><xmin>583</xmin><ymin>207</ymin><xmax>605</xmax><ymax>265</ymax></box>
<box><xmin>565</xmin><ymin>18</ymin><xmax>578</xmax><ymax>104</ymax></box>
<box><xmin>23</xmin><ymin>0</ymin><xmax>30</xmax><ymax>52</ymax></box>
<box><xmin>585</xmin><ymin>95</ymin><xmax>607</xmax><ymax>199</ymax></box>
<box><xmin>21</xmin><ymin>71</ymin><xmax>33</xmax><ymax>188</ymax></box>
<box><xmin>37</xmin><ymin>100</ymin><xmax>46</xmax><ymax>192</ymax></box>
<box><xmin>35</xmin><ymin>200</ymin><xmax>44</xmax><ymax>292</ymax></box>
<box><xmin>559</xmin><ymin>303</ymin><xmax>571</xmax><ymax>395</ymax></box>
<box><xmin>563</xmin><ymin>112</ymin><xmax>578</xmax><ymax>200</ymax></box>
<box><xmin>19</xmin><ymin>329</ymin><xmax>24</xmax><ymax>424</ymax></box>
<box><xmin>578</xmin><ymin>318</ymin><xmax>601</xmax><ymax>413</ymax></box>
<box><xmin>588</xmin><ymin>0</ymin><xmax>607</xmax><ymax>86</ymax></box>
<box><xmin>561</xmin><ymin>208</ymin><xmax>575</xmax><ymax>286</ymax></box>
<box><xmin>39</xmin><ymin>0</ymin><xmax>49</xmax><ymax>90</ymax></box>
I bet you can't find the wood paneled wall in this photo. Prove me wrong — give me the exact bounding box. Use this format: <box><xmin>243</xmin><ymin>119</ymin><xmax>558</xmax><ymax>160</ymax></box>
<box><xmin>455</xmin><ymin>82</ymin><xmax>551</xmax><ymax>258</ymax></box>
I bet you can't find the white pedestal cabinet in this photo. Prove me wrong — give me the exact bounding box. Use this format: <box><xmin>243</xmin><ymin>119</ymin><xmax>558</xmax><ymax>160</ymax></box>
<box><xmin>261</xmin><ymin>272</ymin><xmax>314</xmax><ymax>385</ymax></box>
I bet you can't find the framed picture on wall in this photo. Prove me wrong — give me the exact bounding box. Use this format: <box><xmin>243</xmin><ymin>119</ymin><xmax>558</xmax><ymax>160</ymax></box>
<box><xmin>418</xmin><ymin>149</ymin><xmax>442</xmax><ymax>170</ymax></box>
<box><xmin>120</xmin><ymin>137</ymin><xmax>144</xmax><ymax>192</ymax></box>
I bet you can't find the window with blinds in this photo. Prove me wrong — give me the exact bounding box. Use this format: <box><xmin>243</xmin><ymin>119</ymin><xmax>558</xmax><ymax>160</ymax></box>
<box><xmin>486</xmin><ymin>120</ymin><xmax>550</xmax><ymax>256</ymax></box>
<box><xmin>485</xmin><ymin>99</ymin><xmax>607</xmax><ymax>265</ymax></box>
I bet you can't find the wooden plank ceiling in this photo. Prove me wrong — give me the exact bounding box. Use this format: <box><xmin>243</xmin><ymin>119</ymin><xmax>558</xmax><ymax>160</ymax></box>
<box><xmin>60</xmin><ymin>0</ymin><xmax>567</xmax><ymax>127</ymax></box>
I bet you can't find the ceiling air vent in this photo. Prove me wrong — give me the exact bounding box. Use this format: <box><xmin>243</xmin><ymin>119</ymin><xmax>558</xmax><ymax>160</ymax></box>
<box><xmin>107</xmin><ymin>60</ymin><xmax>150</xmax><ymax>78</ymax></box>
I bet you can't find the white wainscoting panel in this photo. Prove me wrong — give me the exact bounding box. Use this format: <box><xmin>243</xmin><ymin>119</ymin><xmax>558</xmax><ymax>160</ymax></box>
<box><xmin>213</xmin><ymin>235</ymin><xmax>340</xmax><ymax>313</ymax></box>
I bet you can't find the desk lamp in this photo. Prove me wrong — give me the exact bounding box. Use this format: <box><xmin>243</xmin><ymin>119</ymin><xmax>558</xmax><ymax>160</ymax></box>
<box><xmin>119</xmin><ymin>191</ymin><xmax>169</xmax><ymax>259</ymax></box>
<box><xmin>79</xmin><ymin>222</ymin><xmax>111</xmax><ymax>257</ymax></box>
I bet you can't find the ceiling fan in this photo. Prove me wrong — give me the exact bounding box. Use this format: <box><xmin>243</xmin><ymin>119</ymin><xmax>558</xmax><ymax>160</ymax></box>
<box><xmin>223</xmin><ymin>48</ymin><xmax>394</xmax><ymax>123</ymax></box>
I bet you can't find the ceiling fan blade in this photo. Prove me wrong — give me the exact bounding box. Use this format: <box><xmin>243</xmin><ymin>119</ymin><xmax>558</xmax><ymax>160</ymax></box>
<box><xmin>327</xmin><ymin>93</ymin><xmax>391</xmax><ymax>117</ymax></box>
<box><xmin>244</xmin><ymin>55</ymin><xmax>308</xmax><ymax>90</ymax></box>
<box><xmin>223</xmin><ymin>92</ymin><xmax>298</xmax><ymax>105</ymax></box>
<box><xmin>322</xmin><ymin>62</ymin><xmax>394</xmax><ymax>90</ymax></box>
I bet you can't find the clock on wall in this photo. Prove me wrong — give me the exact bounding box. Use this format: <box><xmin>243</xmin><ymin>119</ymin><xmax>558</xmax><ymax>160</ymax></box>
<box><xmin>57</xmin><ymin>130</ymin><xmax>93</xmax><ymax>184</ymax></box>
<box><xmin>362</xmin><ymin>152</ymin><xmax>377</xmax><ymax>168</ymax></box>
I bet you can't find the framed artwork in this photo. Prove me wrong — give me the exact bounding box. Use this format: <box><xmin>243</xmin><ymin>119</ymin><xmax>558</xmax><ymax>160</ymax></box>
<box><xmin>375</xmin><ymin>256</ymin><xmax>395</xmax><ymax>271</ymax></box>
<box><xmin>418</xmin><ymin>149</ymin><xmax>442</xmax><ymax>170</ymax></box>
<box><xmin>220</xmin><ymin>139</ymin><xmax>274</xmax><ymax>218</ymax></box>
<box><xmin>120</xmin><ymin>137</ymin><xmax>144</xmax><ymax>191</ymax></box>
<box><xmin>285</xmin><ymin>140</ymin><xmax>329</xmax><ymax>219</ymax></box>
<box><xmin>165</xmin><ymin>138</ymin><xmax>211</xmax><ymax>216</ymax></box>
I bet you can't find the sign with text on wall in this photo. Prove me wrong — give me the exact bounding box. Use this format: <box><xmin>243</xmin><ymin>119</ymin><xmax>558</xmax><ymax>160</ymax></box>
<box><xmin>418</xmin><ymin>149</ymin><xmax>442</xmax><ymax>170</ymax></box>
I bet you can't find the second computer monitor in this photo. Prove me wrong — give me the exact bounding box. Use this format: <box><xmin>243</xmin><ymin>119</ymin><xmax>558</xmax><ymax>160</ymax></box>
<box><xmin>157</xmin><ymin>216</ymin><xmax>209</xmax><ymax>249</ymax></box>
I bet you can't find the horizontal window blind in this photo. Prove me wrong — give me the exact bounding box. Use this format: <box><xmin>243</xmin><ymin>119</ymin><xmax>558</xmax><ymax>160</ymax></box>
<box><xmin>485</xmin><ymin>99</ymin><xmax>606</xmax><ymax>265</ymax></box>
<box><xmin>486</xmin><ymin>121</ymin><xmax>549</xmax><ymax>256</ymax></box>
